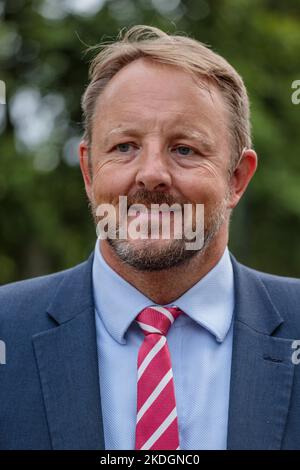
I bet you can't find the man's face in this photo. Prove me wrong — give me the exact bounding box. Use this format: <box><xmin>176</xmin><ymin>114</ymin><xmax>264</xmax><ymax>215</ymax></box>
<box><xmin>81</xmin><ymin>58</ymin><xmax>234</xmax><ymax>271</ymax></box>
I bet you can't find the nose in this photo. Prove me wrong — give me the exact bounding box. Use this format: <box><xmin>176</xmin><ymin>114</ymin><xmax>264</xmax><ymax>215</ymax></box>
<box><xmin>135</xmin><ymin>144</ymin><xmax>172</xmax><ymax>191</ymax></box>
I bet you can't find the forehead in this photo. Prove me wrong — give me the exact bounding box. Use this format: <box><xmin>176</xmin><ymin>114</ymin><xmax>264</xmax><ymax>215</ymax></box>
<box><xmin>92</xmin><ymin>58</ymin><xmax>229</xmax><ymax>142</ymax></box>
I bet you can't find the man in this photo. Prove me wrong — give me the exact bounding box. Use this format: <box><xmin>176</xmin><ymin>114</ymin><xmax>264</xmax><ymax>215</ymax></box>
<box><xmin>0</xmin><ymin>25</ymin><xmax>300</xmax><ymax>450</ymax></box>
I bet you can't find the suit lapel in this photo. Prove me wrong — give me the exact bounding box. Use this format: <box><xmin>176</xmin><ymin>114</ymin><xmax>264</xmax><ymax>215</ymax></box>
<box><xmin>227</xmin><ymin>256</ymin><xmax>295</xmax><ymax>450</ymax></box>
<box><xmin>32</xmin><ymin>252</ymin><xmax>105</xmax><ymax>450</ymax></box>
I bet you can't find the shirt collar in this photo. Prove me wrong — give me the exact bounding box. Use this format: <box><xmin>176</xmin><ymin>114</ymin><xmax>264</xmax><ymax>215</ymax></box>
<box><xmin>92</xmin><ymin>238</ymin><xmax>234</xmax><ymax>345</ymax></box>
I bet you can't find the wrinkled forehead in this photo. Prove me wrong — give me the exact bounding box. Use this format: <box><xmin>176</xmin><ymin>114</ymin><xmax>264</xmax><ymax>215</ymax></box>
<box><xmin>91</xmin><ymin>58</ymin><xmax>230</xmax><ymax>146</ymax></box>
<box><xmin>97</xmin><ymin>58</ymin><xmax>227</xmax><ymax>111</ymax></box>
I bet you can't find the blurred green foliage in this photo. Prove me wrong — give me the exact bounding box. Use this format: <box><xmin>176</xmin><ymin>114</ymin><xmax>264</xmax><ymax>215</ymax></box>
<box><xmin>0</xmin><ymin>0</ymin><xmax>300</xmax><ymax>284</ymax></box>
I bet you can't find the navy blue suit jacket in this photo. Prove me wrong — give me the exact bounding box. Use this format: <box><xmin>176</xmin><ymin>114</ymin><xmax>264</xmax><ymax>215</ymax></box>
<box><xmin>0</xmin><ymin>251</ymin><xmax>300</xmax><ymax>449</ymax></box>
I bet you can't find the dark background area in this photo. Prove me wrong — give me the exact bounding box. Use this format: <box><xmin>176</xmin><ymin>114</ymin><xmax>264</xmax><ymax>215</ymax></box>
<box><xmin>0</xmin><ymin>0</ymin><xmax>300</xmax><ymax>284</ymax></box>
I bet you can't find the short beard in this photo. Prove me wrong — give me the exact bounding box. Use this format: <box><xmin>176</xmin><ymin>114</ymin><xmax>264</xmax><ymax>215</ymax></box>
<box><xmin>89</xmin><ymin>187</ymin><xmax>231</xmax><ymax>272</ymax></box>
<box><xmin>105</xmin><ymin>199</ymin><xmax>229</xmax><ymax>272</ymax></box>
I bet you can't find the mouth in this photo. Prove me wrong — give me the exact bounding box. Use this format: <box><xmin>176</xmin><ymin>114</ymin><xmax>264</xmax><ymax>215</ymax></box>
<box><xmin>126</xmin><ymin>209</ymin><xmax>184</xmax><ymax>236</ymax></box>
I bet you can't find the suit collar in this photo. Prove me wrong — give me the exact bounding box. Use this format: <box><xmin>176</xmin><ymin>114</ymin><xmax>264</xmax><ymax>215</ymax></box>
<box><xmin>230</xmin><ymin>253</ymin><xmax>283</xmax><ymax>334</ymax></box>
<box><xmin>46</xmin><ymin>251</ymin><xmax>95</xmax><ymax>325</ymax></box>
<box><xmin>48</xmin><ymin>250</ymin><xmax>283</xmax><ymax>333</ymax></box>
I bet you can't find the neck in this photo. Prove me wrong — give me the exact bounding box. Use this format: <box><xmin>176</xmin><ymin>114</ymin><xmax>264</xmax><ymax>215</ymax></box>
<box><xmin>100</xmin><ymin>228</ymin><xmax>228</xmax><ymax>305</ymax></box>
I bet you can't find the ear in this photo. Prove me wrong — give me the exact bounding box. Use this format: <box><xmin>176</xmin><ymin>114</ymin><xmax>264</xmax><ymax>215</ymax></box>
<box><xmin>227</xmin><ymin>149</ymin><xmax>258</xmax><ymax>209</ymax></box>
<box><xmin>79</xmin><ymin>140</ymin><xmax>92</xmax><ymax>200</ymax></box>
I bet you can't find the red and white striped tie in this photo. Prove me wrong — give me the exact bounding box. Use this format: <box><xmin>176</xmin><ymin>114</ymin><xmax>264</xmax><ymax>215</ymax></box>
<box><xmin>135</xmin><ymin>305</ymin><xmax>183</xmax><ymax>450</ymax></box>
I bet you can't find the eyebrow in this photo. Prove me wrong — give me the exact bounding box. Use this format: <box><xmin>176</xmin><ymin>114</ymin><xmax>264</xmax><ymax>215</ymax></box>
<box><xmin>104</xmin><ymin>127</ymin><xmax>215</xmax><ymax>152</ymax></box>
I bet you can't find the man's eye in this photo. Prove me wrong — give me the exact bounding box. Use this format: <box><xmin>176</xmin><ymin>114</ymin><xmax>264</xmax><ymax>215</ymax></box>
<box><xmin>173</xmin><ymin>146</ymin><xmax>195</xmax><ymax>156</ymax></box>
<box><xmin>115</xmin><ymin>143</ymin><xmax>133</xmax><ymax>153</ymax></box>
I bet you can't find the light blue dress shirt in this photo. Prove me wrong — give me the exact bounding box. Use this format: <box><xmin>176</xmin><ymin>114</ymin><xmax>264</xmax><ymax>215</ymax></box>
<box><xmin>92</xmin><ymin>238</ymin><xmax>235</xmax><ymax>450</ymax></box>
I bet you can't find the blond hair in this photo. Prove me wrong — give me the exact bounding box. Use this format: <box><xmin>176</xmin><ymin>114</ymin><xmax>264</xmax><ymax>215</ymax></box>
<box><xmin>81</xmin><ymin>25</ymin><xmax>252</xmax><ymax>169</ymax></box>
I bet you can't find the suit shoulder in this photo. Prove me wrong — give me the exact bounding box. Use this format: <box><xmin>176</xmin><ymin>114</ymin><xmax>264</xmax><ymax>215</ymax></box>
<box><xmin>0</xmin><ymin>262</ymin><xmax>86</xmax><ymax>324</ymax></box>
<box><xmin>236</xmin><ymin>261</ymin><xmax>300</xmax><ymax>328</ymax></box>
<box><xmin>245</xmin><ymin>265</ymin><xmax>300</xmax><ymax>292</ymax></box>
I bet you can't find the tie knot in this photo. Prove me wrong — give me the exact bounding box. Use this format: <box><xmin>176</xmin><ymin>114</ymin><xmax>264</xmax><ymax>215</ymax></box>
<box><xmin>136</xmin><ymin>306</ymin><xmax>183</xmax><ymax>337</ymax></box>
